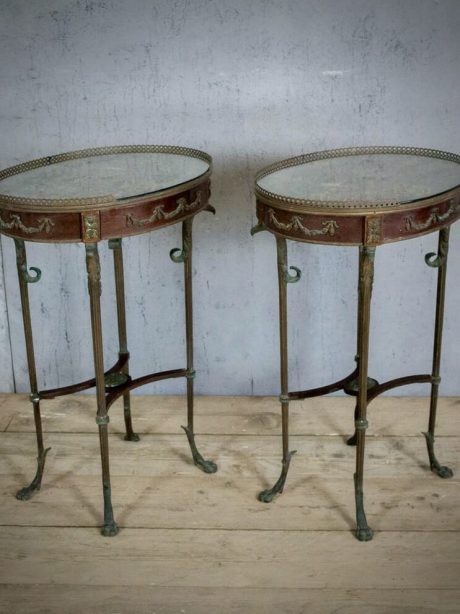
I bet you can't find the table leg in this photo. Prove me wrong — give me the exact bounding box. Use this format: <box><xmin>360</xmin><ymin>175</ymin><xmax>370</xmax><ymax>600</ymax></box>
<box><xmin>424</xmin><ymin>226</ymin><xmax>453</xmax><ymax>478</ymax></box>
<box><xmin>354</xmin><ymin>245</ymin><xmax>375</xmax><ymax>541</ymax></box>
<box><xmin>174</xmin><ymin>217</ymin><xmax>217</xmax><ymax>473</ymax></box>
<box><xmin>14</xmin><ymin>239</ymin><xmax>51</xmax><ymax>500</ymax></box>
<box><xmin>259</xmin><ymin>236</ymin><xmax>298</xmax><ymax>502</ymax></box>
<box><xmin>347</xmin><ymin>247</ymin><xmax>365</xmax><ymax>447</ymax></box>
<box><xmin>109</xmin><ymin>238</ymin><xmax>139</xmax><ymax>442</ymax></box>
<box><xmin>85</xmin><ymin>243</ymin><xmax>118</xmax><ymax>536</ymax></box>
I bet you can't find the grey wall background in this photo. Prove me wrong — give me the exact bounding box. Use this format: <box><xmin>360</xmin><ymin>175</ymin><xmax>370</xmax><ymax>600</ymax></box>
<box><xmin>0</xmin><ymin>0</ymin><xmax>459</xmax><ymax>396</ymax></box>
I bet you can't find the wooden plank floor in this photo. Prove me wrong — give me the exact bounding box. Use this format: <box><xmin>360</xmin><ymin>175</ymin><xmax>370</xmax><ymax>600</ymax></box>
<box><xmin>0</xmin><ymin>394</ymin><xmax>459</xmax><ymax>613</ymax></box>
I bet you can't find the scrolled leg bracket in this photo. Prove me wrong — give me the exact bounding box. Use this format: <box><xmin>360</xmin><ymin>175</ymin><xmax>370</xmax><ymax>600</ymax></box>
<box><xmin>284</xmin><ymin>265</ymin><xmax>301</xmax><ymax>284</ymax></box>
<box><xmin>250</xmin><ymin>222</ymin><xmax>268</xmax><ymax>236</ymax></box>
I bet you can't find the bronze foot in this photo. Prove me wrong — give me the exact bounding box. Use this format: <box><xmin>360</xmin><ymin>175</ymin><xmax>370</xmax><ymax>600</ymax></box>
<box><xmin>101</xmin><ymin>482</ymin><xmax>118</xmax><ymax>537</ymax></box>
<box><xmin>101</xmin><ymin>521</ymin><xmax>119</xmax><ymax>537</ymax></box>
<box><xmin>123</xmin><ymin>397</ymin><xmax>140</xmax><ymax>441</ymax></box>
<box><xmin>181</xmin><ymin>425</ymin><xmax>217</xmax><ymax>473</ymax></box>
<box><xmin>354</xmin><ymin>473</ymin><xmax>374</xmax><ymax>542</ymax></box>
<box><xmin>346</xmin><ymin>432</ymin><xmax>357</xmax><ymax>446</ymax></box>
<box><xmin>16</xmin><ymin>447</ymin><xmax>51</xmax><ymax>501</ymax></box>
<box><xmin>258</xmin><ymin>450</ymin><xmax>296</xmax><ymax>503</ymax></box>
<box><xmin>423</xmin><ymin>432</ymin><xmax>453</xmax><ymax>478</ymax></box>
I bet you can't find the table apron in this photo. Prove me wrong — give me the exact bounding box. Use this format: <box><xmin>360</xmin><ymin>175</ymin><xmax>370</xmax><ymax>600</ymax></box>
<box><xmin>0</xmin><ymin>180</ymin><xmax>211</xmax><ymax>243</ymax></box>
<box><xmin>256</xmin><ymin>195</ymin><xmax>460</xmax><ymax>246</ymax></box>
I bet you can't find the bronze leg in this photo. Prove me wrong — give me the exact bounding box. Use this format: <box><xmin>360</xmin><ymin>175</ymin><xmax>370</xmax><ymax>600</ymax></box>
<box><xmin>86</xmin><ymin>243</ymin><xmax>118</xmax><ymax>536</ymax></box>
<box><xmin>347</xmin><ymin>245</ymin><xmax>365</xmax><ymax>447</ymax></box>
<box><xmin>424</xmin><ymin>227</ymin><xmax>453</xmax><ymax>478</ymax></box>
<box><xmin>354</xmin><ymin>245</ymin><xmax>375</xmax><ymax>541</ymax></box>
<box><xmin>259</xmin><ymin>236</ymin><xmax>298</xmax><ymax>502</ymax></box>
<box><xmin>172</xmin><ymin>218</ymin><xmax>217</xmax><ymax>473</ymax></box>
<box><xmin>109</xmin><ymin>238</ymin><xmax>139</xmax><ymax>442</ymax></box>
<box><xmin>14</xmin><ymin>239</ymin><xmax>51</xmax><ymax>500</ymax></box>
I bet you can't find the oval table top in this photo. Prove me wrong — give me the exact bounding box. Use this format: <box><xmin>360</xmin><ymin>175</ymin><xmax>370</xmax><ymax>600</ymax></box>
<box><xmin>254</xmin><ymin>146</ymin><xmax>460</xmax><ymax>246</ymax></box>
<box><xmin>0</xmin><ymin>145</ymin><xmax>212</xmax><ymax>243</ymax></box>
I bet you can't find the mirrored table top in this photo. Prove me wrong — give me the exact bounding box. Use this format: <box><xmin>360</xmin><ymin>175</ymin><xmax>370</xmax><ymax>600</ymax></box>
<box><xmin>0</xmin><ymin>146</ymin><xmax>210</xmax><ymax>204</ymax></box>
<box><xmin>256</xmin><ymin>147</ymin><xmax>460</xmax><ymax>211</ymax></box>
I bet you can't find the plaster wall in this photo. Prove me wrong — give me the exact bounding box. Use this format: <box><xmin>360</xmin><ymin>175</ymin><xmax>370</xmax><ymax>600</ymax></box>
<box><xmin>0</xmin><ymin>0</ymin><xmax>459</xmax><ymax>395</ymax></box>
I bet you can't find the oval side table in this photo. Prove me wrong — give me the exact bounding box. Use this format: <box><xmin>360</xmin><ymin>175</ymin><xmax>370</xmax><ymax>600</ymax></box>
<box><xmin>252</xmin><ymin>146</ymin><xmax>460</xmax><ymax>541</ymax></box>
<box><xmin>0</xmin><ymin>145</ymin><xmax>217</xmax><ymax>536</ymax></box>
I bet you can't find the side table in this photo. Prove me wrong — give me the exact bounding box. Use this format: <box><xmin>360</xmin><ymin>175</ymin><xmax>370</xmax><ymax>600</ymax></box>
<box><xmin>252</xmin><ymin>146</ymin><xmax>460</xmax><ymax>541</ymax></box>
<box><xmin>0</xmin><ymin>145</ymin><xmax>217</xmax><ymax>536</ymax></box>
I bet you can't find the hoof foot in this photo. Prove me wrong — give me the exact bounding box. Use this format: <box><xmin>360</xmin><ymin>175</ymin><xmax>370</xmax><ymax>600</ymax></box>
<box><xmin>356</xmin><ymin>526</ymin><xmax>374</xmax><ymax>542</ymax></box>
<box><xmin>181</xmin><ymin>425</ymin><xmax>217</xmax><ymax>474</ymax></box>
<box><xmin>346</xmin><ymin>433</ymin><xmax>357</xmax><ymax>446</ymax></box>
<box><xmin>258</xmin><ymin>489</ymin><xmax>277</xmax><ymax>503</ymax></box>
<box><xmin>196</xmin><ymin>458</ymin><xmax>218</xmax><ymax>474</ymax></box>
<box><xmin>124</xmin><ymin>433</ymin><xmax>140</xmax><ymax>442</ymax></box>
<box><xmin>16</xmin><ymin>487</ymin><xmax>33</xmax><ymax>501</ymax></box>
<box><xmin>433</xmin><ymin>465</ymin><xmax>454</xmax><ymax>479</ymax></box>
<box><xmin>101</xmin><ymin>522</ymin><xmax>119</xmax><ymax>537</ymax></box>
<box><xmin>258</xmin><ymin>450</ymin><xmax>295</xmax><ymax>503</ymax></box>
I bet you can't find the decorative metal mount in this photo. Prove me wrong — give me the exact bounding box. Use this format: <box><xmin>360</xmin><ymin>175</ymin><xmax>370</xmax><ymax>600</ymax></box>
<box><xmin>181</xmin><ymin>425</ymin><xmax>217</xmax><ymax>473</ymax></box>
<box><xmin>405</xmin><ymin>200</ymin><xmax>460</xmax><ymax>232</ymax></box>
<box><xmin>365</xmin><ymin>217</ymin><xmax>382</xmax><ymax>245</ymax></box>
<box><xmin>0</xmin><ymin>213</ymin><xmax>54</xmax><ymax>235</ymax></box>
<box><xmin>15</xmin><ymin>447</ymin><xmax>51</xmax><ymax>501</ymax></box>
<box><xmin>423</xmin><ymin>431</ymin><xmax>454</xmax><ymax>479</ymax></box>
<box><xmin>96</xmin><ymin>415</ymin><xmax>110</xmax><ymax>425</ymax></box>
<box><xmin>127</xmin><ymin>191</ymin><xmax>202</xmax><ymax>227</ymax></box>
<box><xmin>258</xmin><ymin>450</ymin><xmax>296</xmax><ymax>503</ymax></box>
<box><xmin>269</xmin><ymin>208</ymin><xmax>339</xmax><ymax>237</ymax></box>
<box><xmin>203</xmin><ymin>204</ymin><xmax>216</xmax><ymax>215</ymax></box>
<box><xmin>85</xmin><ymin>243</ymin><xmax>102</xmax><ymax>296</ymax></box>
<box><xmin>355</xmin><ymin>418</ymin><xmax>369</xmax><ymax>431</ymax></box>
<box><xmin>82</xmin><ymin>212</ymin><xmax>100</xmax><ymax>242</ymax></box>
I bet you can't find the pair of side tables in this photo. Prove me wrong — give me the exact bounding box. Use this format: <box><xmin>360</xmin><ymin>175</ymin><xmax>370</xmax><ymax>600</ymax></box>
<box><xmin>0</xmin><ymin>145</ymin><xmax>459</xmax><ymax>541</ymax></box>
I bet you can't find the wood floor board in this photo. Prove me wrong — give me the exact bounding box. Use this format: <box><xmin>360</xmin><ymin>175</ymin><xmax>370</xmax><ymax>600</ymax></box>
<box><xmin>0</xmin><ymin>393</ymin><xmax>459</xmax><ymax>613</ymax></box>
<box><xmin>0</xmin><ymin>474</ymin><xmax>459</xmax><ymax>532</ymax></box>
<box><xmin>3</xmin><ymin>394</ymin><xmax>459</xmax><ymax>437</ymax></box>
<box><xmin>0</xmin><ymin>527</ymin><xmax>459</xmax><ymax>590</ymax></box>
<box><xmin>0</xmin><ymin>431</ymin><xmax>457</xmax><ymax>479</ymax></box>
<box><xmin>1</xmin><ymin>586</ymin><xmax>460</xmax><ymax>614</ymax></box>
